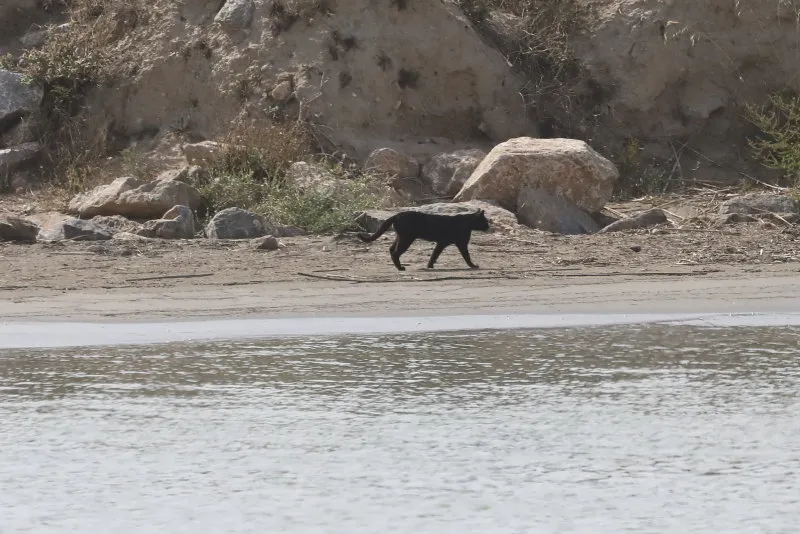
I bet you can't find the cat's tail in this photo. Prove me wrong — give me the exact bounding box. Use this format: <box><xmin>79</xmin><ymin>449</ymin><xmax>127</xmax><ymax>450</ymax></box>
<box><xmin>357</xmin><ymin>214</ymin><xmax>396</xmax><ymax>242</ymax></box>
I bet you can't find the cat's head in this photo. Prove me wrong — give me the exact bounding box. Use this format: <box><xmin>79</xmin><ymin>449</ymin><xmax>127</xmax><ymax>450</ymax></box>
<box><xmin>472</xmin><ymin>208</ymin><xmax>490</xmax><ymax>231</ymax></box>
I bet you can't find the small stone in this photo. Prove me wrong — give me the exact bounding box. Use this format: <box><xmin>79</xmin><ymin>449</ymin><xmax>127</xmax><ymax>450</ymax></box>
<box><xmin>270</xmin><ymin>80</ymin><xmax>293</xmax><ymax>102</ymax></box>
<box><xmin>251</xmin><ymin>235</ymin><xmax>280</xmax><ymax>250</ymax></box>
<box><xmin>630</xmin><ymin>245</ymin><xmax>642</xmax><ymax>253</ymax></box>
<box><xmin>598</xmin><ymin>208</ymin><xmax>668</xmax><ymax>233</ymax></box>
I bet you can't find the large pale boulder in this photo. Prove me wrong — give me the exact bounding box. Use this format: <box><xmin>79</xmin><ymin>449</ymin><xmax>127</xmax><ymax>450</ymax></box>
<box><xmin>422</xmin><ymin>149</ymin><xmax>486</xmax><ymax>198</ymax></box>
<box><xmin>453</xmin><ymin>137</ymin><xmax>619</xmax><ymax>214</ymax></box>
<box><xmin>0</xmin><ymin>70</ymin><xmax>43</xmax><ymax>125</ymax></box>
<box><xmin>136</xmin><ymin>205</ymin><xmax>195</xmax><ymax>239</ymax></box>
<box><xmin>205</xmin><ymin>207</ymin><xmax>276</xmax><ymax>239</ymax></box>
<box><xmin>516</xmin><ymin>187</ymin><xmax>600</xmax><ymax>235</ymax></box>
<box><xmin>68</xmin><ymin>176</ymin><xmax>203</xmax><ymax>219</ymax></box>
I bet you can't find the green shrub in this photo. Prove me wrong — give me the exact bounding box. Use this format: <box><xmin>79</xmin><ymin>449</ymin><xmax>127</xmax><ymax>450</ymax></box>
<box><xmin>190</xmin><ymin>123</ymin><xmax>389</xmax><ymax>234</ymax></box>
<box><xmin>613</xmin><ymin>138</ymin><xmax>672</xmax><ymax>198</ymax></box>
<box><xmin>745</xmin><ymin>92</ymin><xmax>800</xmax><ymax>184</ymax></box>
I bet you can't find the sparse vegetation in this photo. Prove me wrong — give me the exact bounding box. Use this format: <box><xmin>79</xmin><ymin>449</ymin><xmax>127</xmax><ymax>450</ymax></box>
<box><xmin>613</xmin><ymin>139</ymin><xmax>673</xmax><ymax>198</ymax></box>
<box><xmin>269</xmin><ymin>0</ymin><xmax>333</xmax><ymax>34</ymax></box>
<box><xmin>457</xmin><ymin>0</ymin><xmax>591</xmax><ymax>112</ymax></box>
<box><xmin>189</xmin><ymin>122</ymin><xmax>389</xmax><ymax>233</ymax></box>
<box><xmin>745</xmin><ymin>92</ymin><xmax>800</xmax><ymax>186</ymax></box>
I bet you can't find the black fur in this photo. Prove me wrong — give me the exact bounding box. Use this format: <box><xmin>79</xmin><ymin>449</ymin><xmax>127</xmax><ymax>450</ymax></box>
<box><xmin>358</xmin><ymin>209</ymin><xmax>490</xmax><ymax>271</ymax></box>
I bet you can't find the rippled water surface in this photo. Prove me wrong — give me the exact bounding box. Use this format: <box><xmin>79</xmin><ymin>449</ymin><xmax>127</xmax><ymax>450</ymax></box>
<box><xmin>2</xmin><ymin>323</ymin><xmax>800</xmax><ymax>533</ymax></box>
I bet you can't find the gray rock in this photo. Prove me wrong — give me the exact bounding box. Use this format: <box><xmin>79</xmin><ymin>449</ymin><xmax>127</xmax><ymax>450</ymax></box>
<box><xmin>356</xmin><ymin>200</ymin><xmax>518</xmax><ymax>234</ymax></box>
<box><xmin>0</xmin><ymin>69</ymin><xmax>43</xmax><ymax>125</ymax></box>
<box><xmin>276</xmin><ymin>225</ymin><xmax>307</xmax><ymax>237</ymax></box>
<box><xmin>0</xmin><ymin>215</ymin><xmax>39</xmax><ymax>242</ymax></box>
<box><xmin>136</xmin><ymin>205</ymin><xmax>195</xmax><ymax>239</ymax></box>
<box><xmin>251</xmin><ymin>235</ymin><xmax>281</xmax><ymax>250</ymax></box>
<box><xmin>715</xmin><ymin>213</ymin><xmax>758</xmax><ymax>225</ymax></box>
<box><xmin>598</xmin><ymin>208</ymin><xmax>668</xmax><ymax>233</ymax></box>
<box><xmin>719</xmin><ymin>193</ymin><xmax>800</xmax><ymax>215</ymax></box>
<box><xmin>0</xmin><ymin>142</ymin><xmax>40</xmax><ymax>173</ymax></box>
<box><xmin>516</xmin><ymin>187</ymin><xmax>600</xmax><ymax>234</ymax></box>
<box><xmin>364</xmin><ymin>147</ymin><xmax>420</xmax><ymax>179</ymax></box>
<box><xmin>206</xmin><ymin>207</ymin><xmax>275</xmax><ymax>239</ymax></box>
<box><xmin>68</xmin><ymin>176</ymin><xmax>203</xmax><ymax>219</ymax></box>
<box><xmin>40</xmin><ymin>217</ymin><xmax>113</xmax><ymax>241</ymax></box>
<box><xmin>214</xmin><ymin>0</ymin><xmax>255</xmax><ymax>31</ymax></box>
<box><xmin>89</xmin><ymin>215</ymin><xmax>142</xmax><ymax>234</ymax></box>
<box><xmin>421</xmin><ymin>148</ymin><xmax>486</xmax><ymax>198</ymax></box>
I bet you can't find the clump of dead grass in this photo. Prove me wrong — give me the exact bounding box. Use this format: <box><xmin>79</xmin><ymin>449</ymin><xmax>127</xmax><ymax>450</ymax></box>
<box><xmin>457</xmin><ymin>0</ymin><xmax>591</xmax><ymax>117</ymax></box>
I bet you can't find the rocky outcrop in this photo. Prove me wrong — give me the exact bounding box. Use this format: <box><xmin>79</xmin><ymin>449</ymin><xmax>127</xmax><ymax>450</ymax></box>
<box><xmin>364</xmin><ymin>148</ymin><xmax>420</xmax><ymax>179</ymax></box>
<box><xmin>719</xmin><ymin>193</ymin><xmax>800</xmax><ymax>216</ymax></box>
<box><xmin>453</xmin><ymin>137</ymin><xmax>619</xmax><ymax>214</ymax></box>
<box><xmin>356</xmin><ymin>200</ymin><xmax>518</xmax><ymax>234</ymax></box>
<box><xmin>598</xmin><ymin>208</ymin><xmax>668</xmax><ymax>233</ymax></box>
<box><xmin>68</xmin><ymin>176</ymin><xmax>203</xmax><ymax>219</ymax></box>
<box><xmin>0</xmin><ymin>215</ymin><xmax>39</xmax><ymax>243</ymax></box>
<box><xmin>205</xmin><ymin>207</ymin><xmax>275</xmax><ymax>239</ymax></box>
<box><xmin>516</xmin><ymin>187</ymin><xmax>600</xmax><ymax>234</ymax></box>
<box><xmin>0</xmin><ymin>70</ymin><xmax>43</xmax><ymax>127</ymax></box>
<box><xmin>422</xmin><ymin>149</ymin><xmax>486</xmax><ymax>198</ymax></box>
<box><xmin>39</xmin><ymin>217</ymin><xmax>113</xmax><ymax>241</ymax></box>
<box><xmin>136</xmin><ymin>205</ymin><xmax>195</xmax><ymax>239</ymax></box>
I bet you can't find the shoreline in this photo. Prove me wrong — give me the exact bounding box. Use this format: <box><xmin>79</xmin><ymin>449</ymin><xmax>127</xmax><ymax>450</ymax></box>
<box><xmin>2</xmin><ymin>268</ymin><xmax>800</xmax><ymax>348</ymax></box>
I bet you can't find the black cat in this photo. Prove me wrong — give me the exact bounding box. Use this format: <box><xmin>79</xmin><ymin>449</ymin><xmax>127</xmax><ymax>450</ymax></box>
<box><xmin>358</xmin><ymin>209</ymin><xmax>490</xmax><ymax>271</ymax></box>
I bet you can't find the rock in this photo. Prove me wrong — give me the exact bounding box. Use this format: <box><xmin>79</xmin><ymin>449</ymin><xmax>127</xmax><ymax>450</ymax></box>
<box><xmin>214</xmin><ymin>0</ymin><xmax>255</xmax><ymax>31</ymax></box>
<box><xmin>19</xmin><ymin>28</ymin><xmax>48</xmax><ymax>48</ymax></box>
<box><xmin>598</xmin><ymin>208</ymin><xmax>668</xmax><ymax>233</ymax></box>
<box><xmin>719</xmin><ymin>193</ymin><xmax>800</xmax><ymax>215</ymax></box>
<box><xmin>136</xmin><ymin>205</ymin><xmax>195</xmax><ymax>239</ymax></box>
<box><xmin>68</xmin><ymin>176</ymin><xmax>203</xmax><ymax>219</ymax></box>
<box><xmin>270</xmin><ymin>80</ymin><xmax>293</xmax><ymax>102</ymax></box>
<box><xmin>364</xmin><ymin>148</ymin><xmax>420</xmax><ymax>179</ymax></box>
<box><xmin>630</xmin><ymin>245</ymin><xmax>642</xmax><ymax>253</ymax></box>
<box><xmin>453</xmin><ymin>137</ymin><xmax>619</xmax><ymax>214</ymax></box>
<box><xmin>716</xmin><ymin>213</ymin><xmax>758</xmax><ymax>225</ymax></box>
<box><xmin>39</xmin><ymin>217</ymin><xmax>113</xmax><ymax>241</ymax></box>
<box><xmin>0</xmin><ymin>69</ymin><xmax>43</xmax><ymax>126</ymax></box>
<box><xmin>0</xmin><ymin>142</ymin><xmax>40</xmax><ymax>173</ymax></box>
<box><xmin>0</xmin><ymin>215</ymin><xmax>39</xmax><ymax>242</ymax></box>
<box><xmin>516</xmin><ymin>187</ymin><xmax>600</xmax><ymax>234</ymax></box>
<box><xmin>286</xmin><ymin>161</ymin><xmax>344</xmax><ymax>195</ymax></box>
<box><xmin>89</xmin><ymin>215</ymin><xmax>142</xmax><ymax>234</ymax></box>
<box><xmin>181</xmin><ymin>141</ymin><xmax>222</xmax><ymax>166</ymax></box>
<box><xmin>251</xmin><ymin>235</ymin><xmax>281</xmax><ymax>250</ymax></box>
<box><xmin>421</xmin><ymin>149</ymin><xmax>486</xmax><ymax>198</ymax></box>
<box><xmin>205</xmin><ymin>207</ymin><xmax>276</xmax><ymax>239</ymax></box>
<box><xmin>356</xmin><ymin>200</ymin><xmax>518</xmax><ymax>234</ymax></box>
<box><xmin>275</xmin><ymin>225</ymin><xmax>307</xmax><ymax>237</ymax></box>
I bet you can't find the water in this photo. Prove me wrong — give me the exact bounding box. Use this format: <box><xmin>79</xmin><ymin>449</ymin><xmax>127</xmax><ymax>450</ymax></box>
<box><xmin>2</xmin><ymin>323</ymin><xmax>800</xmax><ymax>533</ymax></box>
